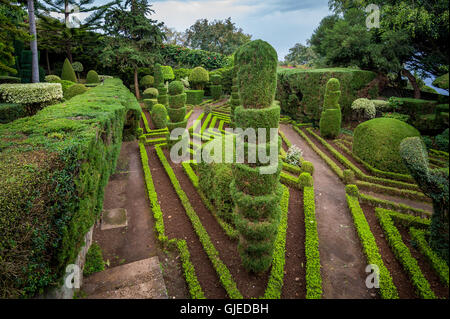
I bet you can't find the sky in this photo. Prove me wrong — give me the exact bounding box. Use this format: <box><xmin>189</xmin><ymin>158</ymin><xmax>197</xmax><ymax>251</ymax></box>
<box><xmin>91</xmin><ymin>0</ymin><xmax>332</xmax><ymax>60</ymax></box>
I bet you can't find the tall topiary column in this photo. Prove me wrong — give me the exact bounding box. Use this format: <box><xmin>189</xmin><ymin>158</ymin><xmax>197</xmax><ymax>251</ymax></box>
<box><xmin>399</xmin><ymin>137</ymin><xmax>449</xmax><ymax>262</ymax></box>
<box><xmin>210</xmin><ymin>74</ymin><xmax>223</xmax><ymax>100</ymax></box>
<box><xmin>319</xmin><ymin>78</ymin><xmax>342</xmax><ymax>138</ymax></box>
<box><xmin>231</xmin><ymin>40</ymin><xmax>282</xmax><ymax>273</ymax></box>
<box><xmin>167</xmin><ymin>80</ymin><xmax>188</xmax><ymax>141</ymax></box>
<box><xmin>155</xmin><ymin>63</ymin><xmax>168</xmax><ymax>106</ymax></box>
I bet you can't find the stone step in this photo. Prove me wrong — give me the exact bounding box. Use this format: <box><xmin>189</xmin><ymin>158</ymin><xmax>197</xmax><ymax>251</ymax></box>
<box><xmin>82</xmin><ymin>257</ymin><xmax>167</xmax><ymax>299</ymax></box>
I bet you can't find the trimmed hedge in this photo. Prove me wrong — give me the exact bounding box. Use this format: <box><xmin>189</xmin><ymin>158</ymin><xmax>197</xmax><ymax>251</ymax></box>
<box><xmin>189</xmin><ymin>66</ymin><xmax>209</xmax><ymax>90</ymax></box>
<box><xmin>186</xmin><ymin>90</ymin><xmax>204</xmax><ymax>105</ymax></box>
<box><xmin>0</xmin><ymin>76</ymin><xmax>21</xmax><ymax>84</ymax></box>
<box><xmin>60</xmin><ymin>58</ymin><xmax>77</xmax><ymax>83</ymax></box>
<box><xmin>353</xmin><ymin>118</ymin><xmax>421</xmax><ymax>174</ymax></box>
<box><xmin>83</xmin><ymin>243</ymin><xmax>105</xmax><ymax>276</ymax></box>
<box><xmin>44</xmin><ymin>75</ymin><xmax>61</xmax><ymax>83</ymax></box>
<box><xmin>64</xmin><ymin>84</ymin><xmax>88</xmax><ymax>100</ymax></box>
<box><xmin>210</xmin><ymin>85</ymin><xmax>222</xmax><ymax>100</ymax></box>
<box><xmin>276</xmin><ymin>68</ymin><xmax>377</xmax><ymax>122</ymax></box>
<box><xmin>143</xmin><ymin>87</ymin><xmax>159</xmax><ymax>99</ymax></box>
<box><xmin>0</xmin><ymin>78</ymin><xmax>139</xmax><ymax>298</ymax></box>
<box><xmin>0</xmin><ymin>103</ymin><xmax>25</xmax><ymax>124</ymax></box>
<box><xmin>161</xmin><ymin>65</ymin><xmax>175</xmax><ymax>81</ymax></box>
<box><xmin>143</xmin><ymin>98</ymin><xmax>158</xmax><ymax>112</ymax></box>
<box><xmin>140</xmin><ymin>75</ymin><xmax>154</xmax><ymax>89</ymax></box>
<box><xmin>151</xmin><ymin>104</ymin><xmax>168</xmax><ymax>129</ymax></box>
<box><xmin>86</xmin><ymin>70</ymin><xmax>100</xmax><ymax>84</ymax></box>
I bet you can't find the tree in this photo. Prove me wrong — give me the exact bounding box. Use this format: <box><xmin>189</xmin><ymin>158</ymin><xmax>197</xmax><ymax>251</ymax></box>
<box><xmin>184</xmin><ymin>17</ymin><xmax>251</xmax><ymax>55</ymax></box>
<box><xmin>0</xmin><ymin>0</ymin><xmax>30</xmax><ymax>75</ymax></box>
<box><xmin>100</xmin><ymin>0</ymin><xmax>165</xmax><ymax>99</ymax></box>
<box><xmin>284</xmin><ymin>43</ymin><xmax>318</xmax><ymax>67</ymax></box>
<box><xmin>161</xmin><ymin>25</ymin><xmax>186</xmax><ymax>46</ymax></box>
<box><xmin>27</xmin><ymin>0</ymin><xmax>39</xmax><ymax>82</ymax></box>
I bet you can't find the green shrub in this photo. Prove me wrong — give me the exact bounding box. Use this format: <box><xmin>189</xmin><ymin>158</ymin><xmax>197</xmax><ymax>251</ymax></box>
<box><xmin>154</xmin><ymin>63</ymin><xmax>164</xmax><ymax>86</ymax></box>
<box><xmin>0</xmin><ymin>79</ymin><xmax>138</xmax><ymax>298</ymax></box>
<box><xmin>210</xmin><ymin>85</ymin><xmax>222</xmax><ymax>100</ymax></box>
<box><xmin>301</xmin><ymin>161</ymin><xmax>314</xmax><ymax>175</ymax></box>
<box><xmin>319</xmin><ymin>78</ymin><xmax>342</xmax><ymax>138</ymax></box>
<box><xmin>44</xmin><ymin>75</ymin><xmax>61</xmax><ymax>83</ymax></box>
<box><xmin>211</xmin><ymin>74</ymin><xmax>222</xmax><ymax>85</ymax></box>
<box><xmin>236</xmin><ymin>40</ymin><xmax>277</xmax><ymax>109</ymax></box>
<box><xmin>285</xmin><ymin>145</ymin><xmax>303</xmax><ymax>166</ymax></box>
<box><xmin>64</xmin><ymin>84</ymin><xmax>88</xmax><ymax>100</ymax></box>
<box><xmin>351</xmin><ymin>98</ymin><xmax>376</xmax><ymax>119</ymax></box>
<box><xmin>435</xmin><ymin>128</ymin><xmax>449</xmax><ymax>151</ymax></box>
<box><xmin>189</xmin><ymin>67</ymin><xmax>209</xmax><ymax>90</ymax></box>
<box><xmin>210</xmin><ymin>67</ymin><xmax>233</xmax><ymax>94</ymax></box>
<box><xmin>168</xmin><ymin>80</ymin><xmax>184</xmax><ymax>95</ymax></box>
<box><xmin>174</xmin><ymin>68</ymin><xmax>192</xmax><ymax>80</ymax></box>
<box><xmin>343</xmin><ymin>169</ymin><xmax>356</xmax><ymax>184</ymax></box>
<box><xmin>388</xmin><ymin>97</ymin><xmax>437</xmax><ymax>119</ymax></box>
<box><xmin>0</xmin><ymin>76</ymin><xmax>21</xmax><ymax>84</ymax></box>
<box><xmin>140</xmin><ymin>75</ymin><xmax>154</xmax><ymax>89</ymax></box>
<box><xmin>276</xmin><ymin>68</ymin><xmax>377</xmax><ymax>122</ymax></box>
<box><xmin>151</xmin><ymin>104</ymin><xmax>168</xmax><ymax>129</ymax></box>
<box><xmin>186</xmin><ymin>90</ymin><xmax>204</xmax><ymax>105</ymax></box>
<box><xmin>353</xmin><ymin>118</ymin><xmax>421</xmax><ymax>174</ymax></box>
<box><xmin>86</xmin><ymin>70</ymin><xmax>100</xmax><ymax>84</ymax></box>
<box><xmin>71</xmin><ymin>62</ymin><xmax>83</xmax><ymax>73</ymax></box>
<box><xmin>299</xmin><ymin>172</ymin><xmax>313</xmax><ymax>188</ymax></box>
<box><xmin>60</xmin><ymin>58</ymin><xmax>77</xmax><ymax>83</ymax></box>
<box><xmin>0</xmin><ymin>103</ymin><xmax>25</xmax><ymax>124</ymax></box>
<box><xmin>160</xmin><ymin>44</ymin><xmax>228</xmax><ymax>70</ymax></box>
<box><xmin>382</xmin><ymin>112</ymin><xmax>410</xmax><ymax>122</ymax></box>
<box><xmin>432</xmin><ymin>73</ymin><xmax>449</xmax><ymax>90</ymax></box>
<box><xmin>143</xmin><ymin>87</ymin><xmax>159</xmax><ymax>99</ymax></box>
<box><xmin>161</xmin><ymin>65</ymin><xmax>175</xmax><ymax>81</ymax></box>
<box><xmin>83</xmin><ymin>243</ymin><xmax>105</xmax><ymax>276</ymax></box>
<box><xmin>143</xmin><ymin>98</ymin><xmax>157</xmax><ymax>111</ymax></box>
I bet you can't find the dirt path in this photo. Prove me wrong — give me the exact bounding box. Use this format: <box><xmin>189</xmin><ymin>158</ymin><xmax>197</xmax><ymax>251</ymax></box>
<box><xmin>279</xmin><ymin>124</ymin><xmax>373</xmax><ymax>299</ymax></box>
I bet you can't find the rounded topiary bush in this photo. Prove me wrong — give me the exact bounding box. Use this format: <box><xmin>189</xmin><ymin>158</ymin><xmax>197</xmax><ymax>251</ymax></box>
<box><xmin>161</xmin><ymin>65</ymin><xmax>175</xmax><ymax>81</ymax></box>
<box><xmin>64</xmin><ymin>83</ymin><xmax>88</xmax><ymax>100</ymax></box>
<box><xmin>189</xmin><ymin>66</ymin><xmax>209</xmax><ymax>90</ymax></box>
<box><xmin>168</xmin><ymin>80</ymin><xmax>184</xmax><ymax>95</ymax></box>
<box><xmin>72</xmin><ymin>62</ymin><xmax>83</xmax><ymax>73</ymax></box>
<box><xmin>143</xmin><ymin>87</ymin><xmax>159</xmax><ymax>99</ymax></box>
<box><xmin>44</xmin><ymin>75</ymin><xmax>61</xmax><ymax>83</ymax></box>
<box><xmin>86</xmin><ymin>70</ymin><xmax>100</xmax><ymax>84</ymax></box>
<box><xmin>353</xmin><ymin>118</ymin><xmax>421</xmax><ymax>174</ymax></box>
<box><xmin>235</xmin><ymin>40</ymin><xmax>277</xmax><ymax>109</ymax></box>
<box><xmin>61</xmin><ymin>58</ymin><xmax>77</xmax><ymax>83</ymax></box>
<box><xmin>140</xmin><ymin>75</ymin><xmax>154</xmax><ymax>88</ymax></box>
<box><xmin>151</xmin><ymin>104</ymin><xmax>168</xmax><ymax>129</ymax></box>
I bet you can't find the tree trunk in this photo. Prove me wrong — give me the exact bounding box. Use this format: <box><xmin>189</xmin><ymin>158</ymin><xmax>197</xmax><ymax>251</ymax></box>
<box><xmin>46</xmin><ymin>49</ymin><xmax>51</xmax><ymax>74</ymax></box>
<box><xmin>402</xmin><ymin>68</ymin><xmax>421</xmax><ymax>99</ymax></box>
<box><xmin>134</xmin><ymin>67</ymin><xmax>140</xmax><ymax>99</ymax></box>
<box><xmin>27</xmin><ymin>0</ymin><xmax>39</xmax><ymax>83</ymax></box>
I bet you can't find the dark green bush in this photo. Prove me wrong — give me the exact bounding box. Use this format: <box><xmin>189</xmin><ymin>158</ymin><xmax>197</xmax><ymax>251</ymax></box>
<box><xmin>210</xmin><ymin>67</ymin><xmax>233</xmax><ymax>94</ymax></box>
<box><xmin>0</xmin><ymin>78</ymin><xmax>139</xmax><ymax>298</ymax></box>
<box><xmin>186</xmin><ymin>90</ymin><xmax>204</xmax><ymax>105</ymax></box>
<box><xmin>0</xmin><ymin>103</ymin><xmax>25</xmax><ymax>124</ymax></box>
<box><xmin>44</xmin><ymin>75</ymin><xmax>61</xmax><ymax>83</ymax></box>
<box><xmin>83</xmin><ymin>243</ymin><xmax>105</xmax><ymax>276</ymax></box>
<box><xmin>60</xmin><ymin>58</ymin><xmax>77</xmax><ymax>83</ymax></box>
<box><xmin>0</xmin><ymin>76</ymin><xmax>21</xmax><ymax>84</ymax></box>
<box><xmin>189</xmin><ymin>67</ymin><xmax>209</xmax><ymax>90</ymax></box>
<box><xmin>143</xmin><ymin>87</ymin><xmax>159</xmax><ymax>99</ymax></box>
<box><xmin>154</xmin><ymin>63</ymin><xmax>164</xmax><ymax>86</ymax></box>
<box><xmin>319</xmin><ymin>78</ymin><xmax>342</xmax><ymax>138</ymax></box>
<box><xmin>151</xmin><ymin>104</ymin><xmax>168</xmax><ymax>129</ymax></box>
<box><xmin>435</xmin><ymin>128</ymin><xmax>449</xmax><ymax>152</ymax></box>
<box><xmin>210</xmin><ymin>85</ymin><xmax>222</xmax><ymax>100</ymax></box>
<box><xmin>353</xmin><ymin>118</ymin><xmax>421</xmax><ymax>174</ymax></box>
<box><xmin>86</xmin><ymin>70</ymin><xmax>100</xmax><ymax>84</ymax></box>
<box><xmin>143</xmin><ymin>98</ymin><xmax>157</xmax><ymax>112</ymax></box>
<box><xmin>64</xmin><ymin>84</ymin><xmax>88</xmax><ymax>100</ymax></box>
<box><xmin>140</xmin><ymin>75</ymin><xmax>154</xmax><ymax>89</ymax></box>
<box><xmin>160</xmin><ymin>44</ymin><xmax>228</xmax><ymax>70</ymax></box>
<box><xmin>174</xmin><ymin>68</ymin><xmax>192</xmax><ymax>80</ymax></box>
<box><xmin>168</xmin><ymin>81</ymin><xmax>184</xmax><ymax>95</ymax></box>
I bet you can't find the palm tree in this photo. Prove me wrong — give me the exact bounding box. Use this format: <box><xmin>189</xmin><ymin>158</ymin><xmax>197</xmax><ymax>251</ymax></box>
<box><xmin>27</xmin><ymin>0</ymin><xmax>39</xmax><ymax>82</ymax></box>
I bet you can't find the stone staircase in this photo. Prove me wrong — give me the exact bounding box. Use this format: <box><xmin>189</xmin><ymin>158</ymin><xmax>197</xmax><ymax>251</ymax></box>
<box><xmin>82</xmin><ymin>257</ymin><xmax>168</xmax><ymax>299</ymax></box>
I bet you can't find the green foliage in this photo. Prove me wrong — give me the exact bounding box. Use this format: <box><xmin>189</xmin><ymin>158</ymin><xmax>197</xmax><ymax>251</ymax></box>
<box><xmin>140</xmin><ymin>75</ymin><xmax>154</xmax><ymax>88</ymax></box>
<box><xmin>299</xmin><ymin>172</ymin><xmax>313</xmax><ymax>188</ymax></box>
<box><xmin>83</xmin><ymin>243</ymin><xmax>105</xmax><ymax>276</ymax></box>
<box><xmin>435</xmin><ymin>129</ymin><xmax>449</xmax><ymax>151</ymax></box>
<box><xmin>345</xmin><ymin>194</ymin><xmax>399</xmax><ymax>299</ymax></box>
<box><xmin>174</xmin><ymin>68</ymin><xmax>192</xmax><ymax>80</ymax></box>
<box><xmin>151</xmin><ymin>104</ymin><xmax>168</xmax><ymax>129</ymax></box>
<box><xmin>351</xmin><ymin>98</ymin><xmax>376</xmax><ymax>119</ymax></box>
<box><xmin>301</xmin><ymin>161</ymin><xmax>314</xmax><ymax>175</ymax></box>
<box><xmin>64</xmin><ymin>84</ymin><xmax>88</xmax><ymax>100</ymax></box>
<box><xmin>399</xmin><ymin>137</ymin><xmax>449</xmax><ymax>262</ymax></box>
<box><xmin>61</xmin><ymin>58</ymin><xmax>77</xmax><ymax>83</ymax></box>
<box><xmin>143</xmin><ymin>87</ymin><xmax>159</xmax><ymax>99</ymax></box>
<box><xmin>276</xmin><ymin>68</ymin><xmax>376</xmax><ymax>122</ymax></box>
<box><xmin>154</xmin><ymin>64</ymin><xmax>164</xmax><ymax>86</ymax></box>
<box><xmin>319</xmin><ymin>78</ymin><xmax>341</xmax><ymax>138</ymax></box>
<box><xmin>343</xmin><ymin>169</ymin><xmax>356</xmax><ymax>184</ymax></box>
<box><xmin>382</xmin><ymin>112</ymin><xmax>410</xmax><ymax>123</ymax></box>
<box><xmin>210</xmin><ymin>85</ymin><xmax>222</xmax><ymax>100</ymax></box>
<box><xmin>44</xmin><ymin>75</ymin><xmax>61</xmax><ymax>83</ymax></box>
<box><xmin>0</xmin><ymin>79</ymin><xmax>139</xmax><ymax>298</ymax></box>
<box><xmin>189</xmin><ymin>66</ymin><xmax>209</xmax><ymax>90</ymax></box>
<box><xmin>161</xmin><ymin>44</ymin><xmax>228</xmax><ymax>70</ymax></box>
<box><xmin>161</xmin><ymin>65</ymin><xmax>175</xmax><ymax>81</ymax></box>
<box><xmin>210</xmin><ymin>67</ymin><xmax>233</xmax><ymax>94</ymax></box>
<box><xmin>186</xmin><ymin>90</ymin><xmax>204</xmax><ymax>105</ymax></box>
<box><xmin>71</xmin><ymin>62</ymin><xmax>83</xmax><ymax>73</ymax></box>
<box><xmin>353</xmin><ymin>118</ymin><xmax>421</xmax><ymax>174</ymax></box>
<box><xmin>86</xmin><ymin>70</ymin><xmax>100</xmax><ymax>84</ymax></box>
<box><xmin>236</xmin><ymin>40</ymin><xmax>278</xmax><ymax>109</ymax></box>
<box><xmin>211</xmin><ymin>74</ymin><xmax>222</xmax><ymax>85</ymax></box>
<box><xmin>284</xmin><ymin>43</ymin><xmax>318</xmax><ymax>67</ymax></box>
<box><xmin>143</xmin><ymin>98</ymin><xmax>157</xmax><ymax>111</ymax></box>
<box><xmin>0</xmin><ymin>76</ymin><xmax>21</xmax><ymax>84</ymax></box>
<box><xmin>168</xmin><ymin>80</ymin><xmax>184</xmax><ymax>95</ymax></box>
<box><xmin>0</xmin><ymin>103</ymin><xmax>25</xmax><ymax>124</ymax></box>
<box><xmin>388</xmin><ymin>97</ymin><xmax>437</xmax><ymax>120</ymax></box>
<box><xmin>433</xmin><ymin>73</ymin><xmax>449</xmax><ymax>90</ymax></box>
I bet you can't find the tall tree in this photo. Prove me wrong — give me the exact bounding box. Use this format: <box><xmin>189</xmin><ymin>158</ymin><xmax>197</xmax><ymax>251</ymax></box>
<box><xmin>0</xmin><ymin>0</ymin><xmax>30</xmax><ymax>75</ymax></box>
<box><xmin>27</xmin><ymin>0</ymin><xmax>39</xmax><ymax>82</ymax></box>
<box><xmin>100</xmin><ymin>0</ymin><xmax>165</xmax><ymax>99</ymax></box>
<box><xmin>184</xmin><ymin>17</ymin><xmax>251</xmax><ymax>55</ymax></box>
<box><xmin>161</xmin><ymin>25</ymin><xmax>186</xmax><ymax>46</ymax></box>
<box><xmin>284</xmin><ymin>43</ymin><xmax>318</xmax><ymax>67</ymax></box>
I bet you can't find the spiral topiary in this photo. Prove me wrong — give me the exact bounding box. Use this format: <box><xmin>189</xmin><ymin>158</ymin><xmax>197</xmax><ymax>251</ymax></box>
<box><xmin>86</xmin><ymin>70</ymin><xmax>100</xmax><ymax>84</ymax></box>
<box><xmin>399</xmin><ymin>137</ymin><xmax>449</xmax><ymax>262</ymax></box>
<box><xmin>151</xmin><ymin>104</ymin><xmax>168</xmax><ymax>129</ymax></box>
<box><xmin>232</xmin><ymin>39</ymin><xmax>282</xmax><ymax>273</ymax></box>
<box><xmin>319</xmin><ymin>78</ymin><xmax>342</xmax><ymax>138</ymax></box>
<box><xmin>154</xmin><ymin>63</ymin><xmax>164</xmax><ymax>87</ymax></box>
<box><xmin>61</xmin><ymin>58</ymin><xmax>77</xmax><ymax>83</ymax></box>
<box><xmin>167</xmin><ymin>81</ymin><xmax>187</xmax><ymax>144</ymax></box>
<box><xmin>189</xmin><ymin>66</ymin><xmax>209</xmax><ymax>90</ymax></box>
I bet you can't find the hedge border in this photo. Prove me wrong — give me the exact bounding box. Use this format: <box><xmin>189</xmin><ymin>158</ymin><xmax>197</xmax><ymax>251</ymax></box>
<box><xmin>138</xmin><ymin>142</ymin><xmax>205</xmax><ymax>299</ymax></box>
<box><xmin>375</xmin><ymin>207</ymin><xmax>436</xmax><ymax>299</ymax></box>
<box><xmin>345</xmin><ymin>190</ymin><xmax>399</xmax><ymax>299</ymax></box>
<box><xmin>155</xmin><ymin>145</ymin><xmax>242</xmax><ymax>299</ymax></box>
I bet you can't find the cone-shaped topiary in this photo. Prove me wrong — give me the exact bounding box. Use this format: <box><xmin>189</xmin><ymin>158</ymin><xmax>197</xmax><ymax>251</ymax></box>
<box><xmin>151</xmin><ymin>103</ymin><xmax>168</xmax><ymax>129</ymax></box>
<box><xmin>232</xmin><ymin>39</ymin><xmax>282</xmax><ymax>273</ymax></box>
<box><xmin>319</xmin><ymin>78</ymin><xmax>341</xmax><ymax>138</ymax></box>
<box><xmin>61</xmin><ymin>58</ymin><xmax>77</xmax><ymax>83</ymax></box>
<box><xmin>189</xmin><ymin>66</ymin><xmax>209</xmax><ymax>90</ymax></box>
<box><xmin>86</xmin><ymin>70</ymin><xmax>100</xmax><ymax>84</ymax></box>
<box><xmin>399</xmin><ymin>137</ymin><xmax>449</xmax><ymax>262</ymax></box>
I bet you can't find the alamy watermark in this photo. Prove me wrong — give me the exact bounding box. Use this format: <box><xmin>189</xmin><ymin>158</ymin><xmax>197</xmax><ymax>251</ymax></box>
<box><xmin>365</xmin><ymin>264</ymin><xmax>380</xmax><ymax>289</ymax></box>
<box><xmin>365</xmin><ymin>4</ymin><xmax>380</xmax><ymax>29</ymax></box>
<box><xmin>65</xmin><ymin>264</ymin><xmax>81</xmax><ymax>289</ymax></box>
